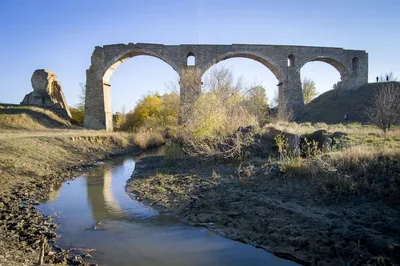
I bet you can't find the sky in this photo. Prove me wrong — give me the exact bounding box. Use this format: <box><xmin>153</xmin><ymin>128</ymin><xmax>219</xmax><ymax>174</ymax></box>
<box><xmin>1</xmin><ymin>0</ymin><xmax>399</xmax><ymax>113</ymax></box>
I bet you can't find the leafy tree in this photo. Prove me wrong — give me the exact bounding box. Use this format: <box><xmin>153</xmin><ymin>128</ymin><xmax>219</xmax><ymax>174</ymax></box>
<box><xmin>121</xmin><ymin>93</ymin><xmax>179</xmax><ymax>131</ymax></box>
<box><xmin>302</xmin><ymin>77</ymin><xmax>318</xmax><ymax>104</ymax></box>
<box><xmin>128</xmin><ymin>94</ymin><xmax>163</xmax><ymax>129</ymax></box>
<box><xmin>70</xmin><ymin>83</ymin><xmax>86</xmax><ymax>126</ymax></box>
<box><xmin>70</xmin><ymin>106</ymin><xmax>84</xmax><ymax>126</ymax></box>
<box><xmin>159</xmin><ymin>93</ymin><xmax>180</xmax><ymax>127</ymax></box>
<box><xmin>113</xmin><ymin>112</ymin><xmax>126</xmax><ymax>130</ymax></box>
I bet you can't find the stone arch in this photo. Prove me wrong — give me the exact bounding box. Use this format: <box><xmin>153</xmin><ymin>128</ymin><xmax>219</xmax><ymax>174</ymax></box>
<box><xmin>103</xmin><ymin>49</ymin><xmax>180</xmax><ymax>86</ymax></box>
<box><xmin>85</xmin><ymin>47</ymin><xmax>180</xmax><ymax>130</ymax></box>
<box><xmin>300</xmin><ymin>56</ymin><xmax>350</xmax><ymax>82</ymax></box>
<box><xmin>201</xmin><ymin>52</ymin><xmax>290</xmax><ymax>120</ymax></box>
<box><xmin>201</xmin><ymin>51</ymin><xmax>283</xmax><ymax>81</ymax></box>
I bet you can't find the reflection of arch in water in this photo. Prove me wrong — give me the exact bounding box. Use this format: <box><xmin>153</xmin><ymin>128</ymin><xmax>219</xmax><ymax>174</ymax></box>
<box><xmin>86</xmin><ymin>167</ymin><xmax>124</xmax><ymax>222</ymax></box>
<box><xmin>47</xmin><ymin>183</ymin><xmax>63</xmax><ymax>202</ymax></box>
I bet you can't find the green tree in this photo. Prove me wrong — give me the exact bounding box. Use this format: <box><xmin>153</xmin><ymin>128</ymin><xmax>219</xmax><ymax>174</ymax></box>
<box><xmin>70</xmin><ymin>83</ymin><xmax>86</xmax><ymax>126</ymax></box>
<box><xmin>113</xmin><ymin>112</ymin><xmax>126</xmax><ymax>131</ymax></box>
<box><xmin>121</xmin><ymin>92</ymin><xmax>179</xmax><ymax>131</ymax></box>
<box><xmin>302</xmin><ymin>77</ymin><xmax>318</xmax><ymax>104</ymax></box>
<box><xmin>70</xmin><ymin>105</ymin><xmax>84</xmax><ymax>126</ymax></box>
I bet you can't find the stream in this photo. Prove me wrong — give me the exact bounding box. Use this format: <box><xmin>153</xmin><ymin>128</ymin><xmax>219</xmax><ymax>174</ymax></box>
<box><xmin>38</xmin><ymin>153</ymin><xmax>298</xmax><ymax>266</ymax></box>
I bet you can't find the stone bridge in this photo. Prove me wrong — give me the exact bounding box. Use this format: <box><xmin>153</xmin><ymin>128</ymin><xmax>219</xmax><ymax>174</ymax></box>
<box><xmin>84</xmin><ymin>43</ymin><xmax>368</xmax><ymax>130</ymax></box>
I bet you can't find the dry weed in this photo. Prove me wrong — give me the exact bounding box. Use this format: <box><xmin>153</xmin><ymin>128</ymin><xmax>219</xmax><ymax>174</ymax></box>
<box><xmin>133</xmin><ymin>130</ymin><xmax>165</xmax><ymax>150</ymax></box>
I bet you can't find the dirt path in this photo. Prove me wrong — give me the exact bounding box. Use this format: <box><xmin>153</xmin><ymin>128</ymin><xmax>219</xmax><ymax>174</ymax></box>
<box><xmin>0</xmin><ymin>129</ymin><xmax>130</xmax><ymax>139</ymax></box>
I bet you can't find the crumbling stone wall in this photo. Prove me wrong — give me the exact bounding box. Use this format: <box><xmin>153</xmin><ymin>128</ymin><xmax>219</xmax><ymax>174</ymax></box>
<box><xmin>84</xmin><ymin>43</ymin><xmax>368</xmax><ymax>130</ymax></box>
<box><xmin>21</xmin><ymin>69</ymin><xmax>72</xmax><ymax>118</ymax></box>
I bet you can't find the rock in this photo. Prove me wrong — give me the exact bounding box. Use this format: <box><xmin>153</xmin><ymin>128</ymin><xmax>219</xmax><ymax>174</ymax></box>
<box><xmin>20</xmin><ymin>69</ymin><xmax>72</xmax><ymax>119</ymax></box>
<box><xmin>332</xmin><ymin>131</ymin><xmax>347</xmax><ymax>139</ymax></box>
<box><xmin>237</xmin><ymin>126</ymin><xmax>255</xmax><ymax>134</ymax></box>
<box><xmin>332</xmin><ymin>131</ymin><xmax>348</xmax><ymax>149</ymax></box>
<box><xmin>286</xmin><ymin>133</ymin><xmax>302</xmax><ymax>156</ymax></box>
<box><xmin>301</xmin><ymin>130</ymin><xmax>332</xmax><ymax>153</ymax></box>
<box><xmin>323</xmin><ymin>136</ymin><xmax>333</xmax><ymax>152</ymax></box>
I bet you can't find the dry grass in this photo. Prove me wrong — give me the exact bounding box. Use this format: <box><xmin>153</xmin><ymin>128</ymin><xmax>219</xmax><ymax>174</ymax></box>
<box><xmin>0</xmin><ymin>104</ymin><xmax>73</xmax><ymax>130</ymax></box>
<box><xmin>264</xmin><ymin>121</ymin><xmax>400</xmax><ymax>138</ymax></box>
<box><xmin>252</xmin><ymin>121</ymin><xmax>400</xmax><ymax>203</ymax></box>
<box><xmin>0</xmin><ymin>131</ymin><xmax>135</xmax><ymax>196</ymax></box>
<box><xmin>276</xmin><ymin>146</ymin><xmax>400</xmax><ymax>203</ymax></box>
<box><xmin>0</xmin><ymin>113</ymin><xmax>48</xmax><ymax>130</ymax></box>
<box><xmin>132</xmin><ymin>130</ymin><xmax>165</xmax><ymax>150</ymax></box>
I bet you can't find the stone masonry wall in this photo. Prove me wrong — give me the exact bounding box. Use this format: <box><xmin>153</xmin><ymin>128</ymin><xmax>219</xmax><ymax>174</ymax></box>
<box><xmin>84</xmin><ymin>43</ymin><xmax>368</xmax><ymax>130</ymax></box>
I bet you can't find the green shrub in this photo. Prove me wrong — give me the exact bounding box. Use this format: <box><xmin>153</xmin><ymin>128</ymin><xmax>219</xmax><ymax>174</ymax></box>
<box><xmin>120</xmin><ymin>93</ymin><xmax>179</xmax><ymax>132</ymax></box>
<box><xmin>70</xmin><ymin>106</ymin><xmax>84</xmax><ymax>126</ymax></box>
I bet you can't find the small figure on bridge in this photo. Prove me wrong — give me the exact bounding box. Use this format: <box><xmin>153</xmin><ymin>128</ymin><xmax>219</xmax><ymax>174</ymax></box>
<box><xmin>386</xmin><ymin>75</ymin><xmax>389</xmax><ymax>82</ymax></box>
<box><xmin>344</xmin><ymin>112</ymin><xmax>349</xmax><ymax>122</ymax></box>
<box><xmin>376</xmin><ymin>76</ymin><xmax>379</xmax><ymax>82</ymax></box>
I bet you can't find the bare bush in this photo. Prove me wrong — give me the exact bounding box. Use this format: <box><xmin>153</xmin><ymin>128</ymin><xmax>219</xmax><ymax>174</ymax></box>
<box><xmin>133</xmin><ymin>130</ymin><xmax>165</xmax><ymax>150</ymax></box>
<box><xmin>365</xmin><ymin>83</ymin><xmax>400</xmax><ymax>133</ymax></box>
<box><xmin>276</xmin><ymin>97</ymin><xmax>294</xmax><ymax>122</ymax></box>
<box><xmin>242</xmin><ymin>85</ymin><xmax>269</xmax><ymax>126</ymax></box>
<box><xmin>183</xmin><ymin>66</ymin><xmax>261</xmax><ymax>138</ymax></box>
<box><xmin>379</xmin><ymin>72</ymin><xmax>397</xmax><ymax>82</ymax></box>
<box><xmin>180</xmin><ymin>130</ymin><xmax>254</xmax><ymax>161</ymax></box>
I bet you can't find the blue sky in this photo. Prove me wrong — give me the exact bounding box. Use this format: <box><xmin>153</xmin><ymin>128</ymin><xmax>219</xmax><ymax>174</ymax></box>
<box><xmin>1</xmin><ymin>0</ymin><xmax>399</xmax><ymax>112</ymax></box>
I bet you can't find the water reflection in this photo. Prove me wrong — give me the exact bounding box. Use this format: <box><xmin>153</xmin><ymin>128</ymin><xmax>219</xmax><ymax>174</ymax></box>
<box><xmin>86</xmin><ymin>167</ymin><xmax>123</xmax><ymax>222</ymax></box>
<box><xmin>47</xmin><ymin>183</ymin><xmax>63</xmax><ymax>202</ymax></box>
<box><xmin>38</xmin><ymin>154</ymin><xmax>299</xmax><ymax>266</ymax></box>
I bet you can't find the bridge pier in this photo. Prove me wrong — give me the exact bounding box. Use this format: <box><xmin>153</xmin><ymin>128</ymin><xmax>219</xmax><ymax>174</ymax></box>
<box><xmin>279</xmin><ymin>68</ymin><xmax>305</xmax><ymax>120</ymax></box>
<box><xmin>83</xmin><ymin>43</ymin><xmax>368</xmax><ymax>130</ymax></box>
<box><xmin>178</xmin><ymin>66</ymin><xmax>202</xmax><ymax>125</ymax></box>
<box><xmin>84</xmin><ymin>47</ymin><xmax>113</xmax><ymax>130</ymax></box>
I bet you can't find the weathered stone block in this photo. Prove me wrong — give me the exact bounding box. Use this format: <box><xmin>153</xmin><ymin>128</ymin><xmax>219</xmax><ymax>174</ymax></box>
<box><xmin>21</xmin><ymin>69</ymin><xmax>72</xmax><ymax>118</ymax></box>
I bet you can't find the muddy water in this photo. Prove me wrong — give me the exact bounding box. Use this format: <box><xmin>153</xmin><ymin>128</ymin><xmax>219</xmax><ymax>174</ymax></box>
<box><xmin>38</xmin><ymin>154</ymin><xmax>298</xmax><ymax>266</ymax></box>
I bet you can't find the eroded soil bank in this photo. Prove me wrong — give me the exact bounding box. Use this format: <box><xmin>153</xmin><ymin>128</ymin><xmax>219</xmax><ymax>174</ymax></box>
<box><xmin>127</xmin><ymin>156</ymin><xmax>400</xmax><ymax>266</ymax></box>
<box><xmin>0</xmin><ymin>132</ymin><xmax>136</xmax><ymax>265</ymax></box>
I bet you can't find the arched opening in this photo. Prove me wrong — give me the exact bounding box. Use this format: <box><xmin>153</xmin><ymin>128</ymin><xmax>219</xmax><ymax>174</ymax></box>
<box><xmin>203</xmin><ymin>52</ymin><xmax>282</xmax><ymax>105</ymax></box>
<box><xmin>352</xmin><ymin>57</ymin><xmax>359</xmax><ymax>74</ymax></box>
<box><xmin>288</xmin><ymin>54</ymin><xmax>295</xmax><ymax>67</ymax></box>
<box><xmin>187</xmin><ymin>52</ymin><xmax>195</xmax><ymax>66</ymax></box>
<box><xmin>300</xmin><ymin>59</ymin><xmax>343</xmax><ymax>104</ymax></box>
<box><xmin>103</xmin><ymin>55</ymin><xmax>179</xmax><ymax>130</ymax></box>
<box><xmin>200</xmin><ymin>56</ymin><xmax>280</xmax><ymax>128</ymax></box>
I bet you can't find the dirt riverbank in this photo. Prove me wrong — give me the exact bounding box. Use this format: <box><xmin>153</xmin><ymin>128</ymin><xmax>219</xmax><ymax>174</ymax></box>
<box><xmin>127</xmin><ymin>156</ymin><xmax>400</xmax><ymax>266</ymax></box>
<box><xmin>0</xmin><ymin>131</ymin><xmax>137</xmax><ymax>265</ymax></box>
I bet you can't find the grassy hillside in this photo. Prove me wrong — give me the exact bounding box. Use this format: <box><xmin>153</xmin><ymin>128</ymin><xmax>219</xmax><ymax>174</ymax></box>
<box><xmin>0</xmin><ymin>104</ymin><xmax>74</xmax><ymax>130</ymax></box>
<box><xmin>299</xmin><ymin>81</ymin><xmax>400</xmax><ymax>124</ymax></box>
